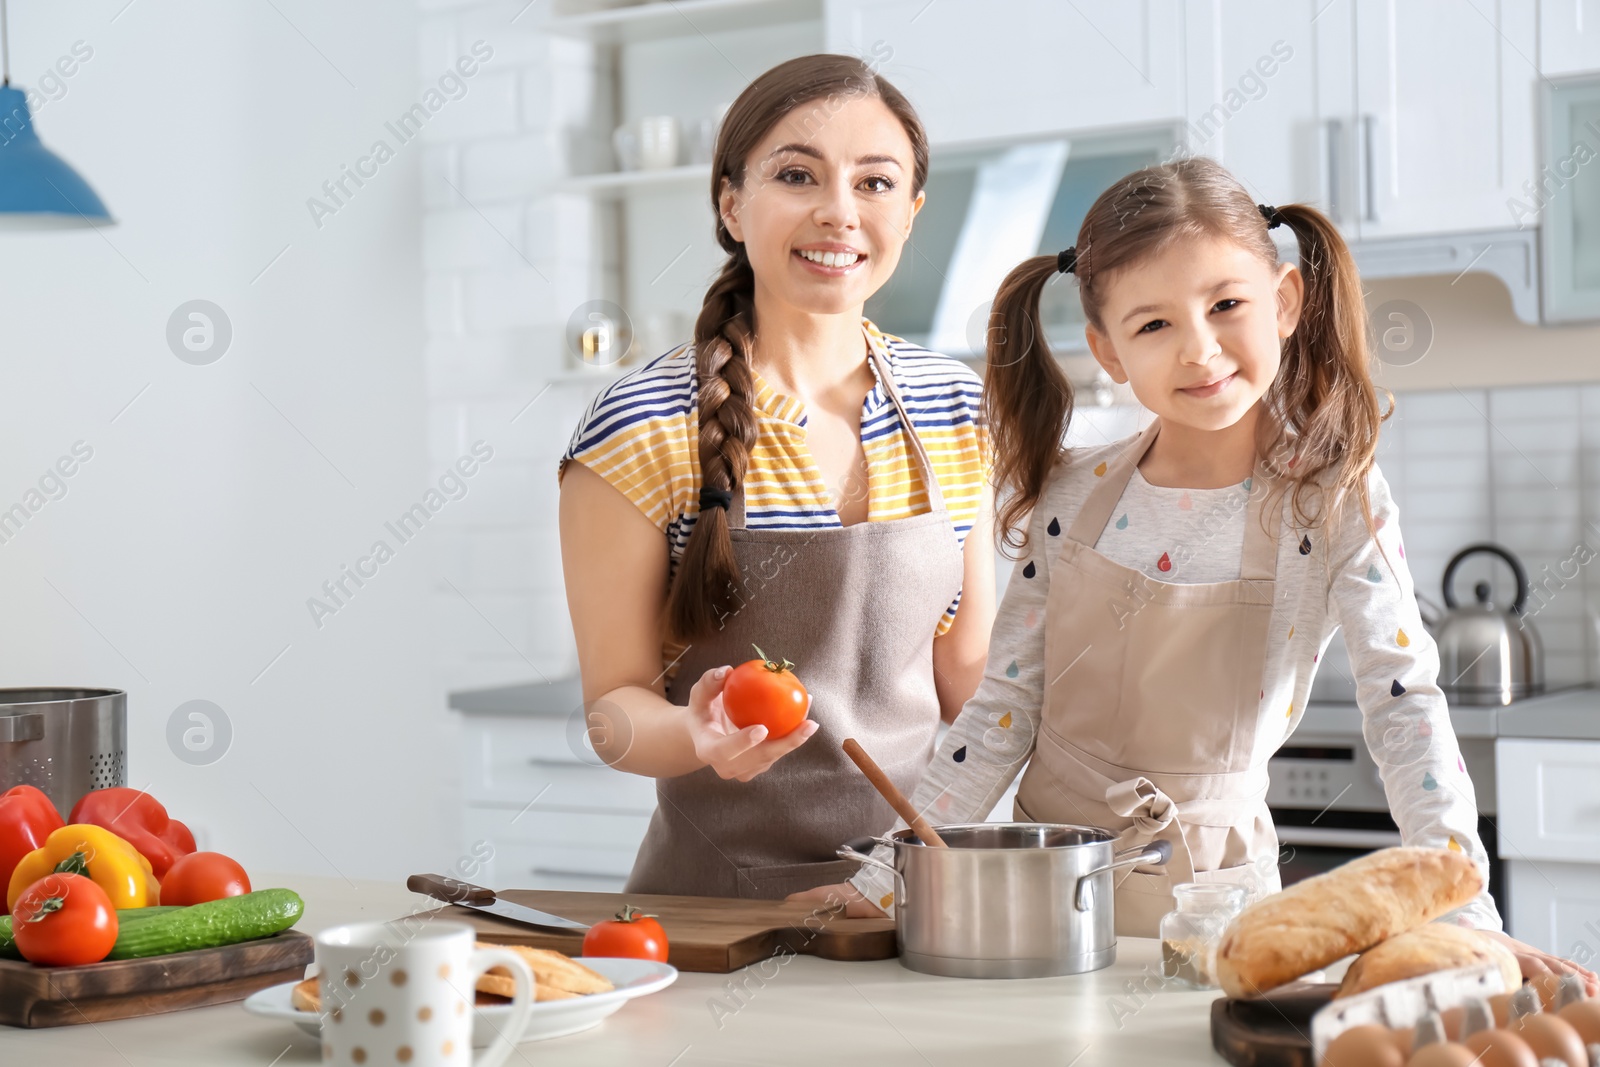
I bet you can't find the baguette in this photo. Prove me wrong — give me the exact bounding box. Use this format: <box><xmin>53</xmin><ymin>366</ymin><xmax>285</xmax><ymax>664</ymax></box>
<box><xmin>1335</xmin><ymin>923</ymin><xmax>1519</xmax><ymax>999</ymax></box>
<box><xmin>1215</xmin><ymin>846</ymin><xmax>1482</xmax><ymax>998</ymax></box>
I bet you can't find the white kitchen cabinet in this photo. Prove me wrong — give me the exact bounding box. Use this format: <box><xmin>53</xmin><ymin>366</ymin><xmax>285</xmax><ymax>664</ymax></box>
<box><xmin>825</xmin><ymin>0</ymin><xmax>1187</xmax><ymax>147</ymax></box>
<box><xmin>1350</xmin><ymin>0</ymin><xmax>1537</xmax><ymax>239</ymax></box>
<box><xmin>1495</xmin><ymin>738</ymin><xmax>1600</xmax><ymax>864</ymax></box>
<box><xmin>1184</xmin><ymin>0</ymin><xmax>1537</xmax><ymax>240</ymax></box>
<box><xmin>1181</xmin><ymin>0</ymin><xmax>1352</xmax><ymax>217</ymax></box>
<box><xmin>1540</xmin><ymin>0</ymin><xmax>1600</xmax><ymax>77</ymax></box>
<box><xmin>460</xmin><ymin>713</ymin><xmax>656</xmax><ymax>892</ymax></box>
<box><xmin>1505</xmin><ymin>858</ymin><xmax>1600</xmax><ymax>958</ymax></box>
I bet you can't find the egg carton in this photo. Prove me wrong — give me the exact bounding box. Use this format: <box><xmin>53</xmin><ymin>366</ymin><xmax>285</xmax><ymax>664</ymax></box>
<box><xmin>1310</xmin><ymin>963</ymin><xmax>1508</xmax><ymax>1059</ymax></box>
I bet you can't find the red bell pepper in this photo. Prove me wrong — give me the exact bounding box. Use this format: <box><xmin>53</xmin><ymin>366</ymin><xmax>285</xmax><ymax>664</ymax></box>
<box><xmin>0</xmin><ymin>785</ymin><xmax>64</xmax><ymax>915</ymax></box>
<box><xmin>68</xmin><ymin>788</ymin><xmax>196</xmax><ymax>880</ymax></box>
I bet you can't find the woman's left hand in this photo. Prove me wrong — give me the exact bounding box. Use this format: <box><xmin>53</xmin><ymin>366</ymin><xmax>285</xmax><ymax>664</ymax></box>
<box><xmin>1480</xmin><ymin>929</ymin><xmax>1600</xmax><ymax>997</ymax></box>
<box><xmin>786</xmin><ymin>881</ymin><xmax>889</xmax><ymax>918</ymax></box>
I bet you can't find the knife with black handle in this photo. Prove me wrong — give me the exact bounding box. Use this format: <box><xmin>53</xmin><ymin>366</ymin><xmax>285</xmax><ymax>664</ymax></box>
<box><xmin>406</xmin><ymin>873</ymin><xmax>590</xmax><ymax>932</ymax></box>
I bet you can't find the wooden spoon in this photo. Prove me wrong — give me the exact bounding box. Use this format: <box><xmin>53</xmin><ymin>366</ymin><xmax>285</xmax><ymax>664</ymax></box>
<box><xmin>842</xmin><ymin>737</ymin><xmax>948</xmax><ymax>848</ymax></box>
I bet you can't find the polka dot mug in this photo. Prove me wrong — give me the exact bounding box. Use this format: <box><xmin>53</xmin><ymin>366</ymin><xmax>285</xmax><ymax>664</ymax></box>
<box><xmin>314</xmin><ymin>919</ymin><xmax>534</xmax><ymax>1066</ymax></box>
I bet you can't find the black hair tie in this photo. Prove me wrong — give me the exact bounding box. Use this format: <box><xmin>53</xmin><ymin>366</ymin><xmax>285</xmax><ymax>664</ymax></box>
<box><xmin>1056</xmin><ymin>246</ymin><xmax>1078</xmax><ymax>275</ymax></box>
<box><xmin>699</xmin><ymin>487</ymin><xmax>733</xmax><ymax>512</ymax></box>
<box><xmin>1258</xmin><ymin>203</ymin><xmax>1285</xmax><ymax>229</ymax></box>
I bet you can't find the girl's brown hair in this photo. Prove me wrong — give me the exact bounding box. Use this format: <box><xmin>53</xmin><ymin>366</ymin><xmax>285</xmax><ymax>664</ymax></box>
<box><xmin>664</xmin><ymin>54</ymin><xmax>930</xmax><ymax>642</ymax></box>
<box><xmin>985</xmin><ymin>154</ymin><xmax>1388</xmax><ymax>553</ymax></box>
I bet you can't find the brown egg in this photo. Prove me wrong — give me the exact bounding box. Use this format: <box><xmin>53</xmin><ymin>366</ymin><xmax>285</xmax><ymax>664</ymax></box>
<box><xmin>1325</xmin><ymin>1024</ymin><xmax>1407</xmax><ymax>1067</ymax></box>
<box><xmin>1462</xmin><ymin>1028</ymin><xmax>1540</xmax><ymax>1067</ymax></box>
<box><xmin>1557</xmin><ymin>998</ymin><xmax>1600</xmax><ymax>1045</ymax></box>
<box><xmin>1404</xmin><ymin>1043</ymin><xmax>1480</xmax><ymax>1067</ymax></box>
<box><xmin>1511</xmin><ymin>1012</ymin><xmax>1587</xmax><ymax>1067</ymax></box>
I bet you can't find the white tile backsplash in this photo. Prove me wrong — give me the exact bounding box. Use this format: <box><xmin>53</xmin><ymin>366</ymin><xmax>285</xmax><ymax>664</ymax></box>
<box><xmin>1316</xmin><ymin>381</ymin><xmax>1600</xmax><ymax>695</ymax></box>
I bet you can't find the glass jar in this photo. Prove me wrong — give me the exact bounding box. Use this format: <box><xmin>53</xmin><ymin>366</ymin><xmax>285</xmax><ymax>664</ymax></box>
<box><xmin>1159</xmin><ymin>883</ymin><xmax>1248</xmax><ymax>990</ymax></box>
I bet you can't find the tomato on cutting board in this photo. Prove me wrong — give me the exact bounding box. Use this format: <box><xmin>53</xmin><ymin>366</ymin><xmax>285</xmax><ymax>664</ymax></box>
<box><xmin>159</xmin><ymin>851</ymin><xmax>251</xmax><ymax>905</ymax></box>
<box><xmin>582</xmin><ymin>905</ymin><xmax>668</xmax><ymax>962</ymax></box>
<box><xmin>12</xmin><ymin>872</ymin><xmax>119</xmax><ymax>966</ymax></box>
<box><xmin>722</xmin><ymin>645</ymin><xmax>809</xmax><ymax>739</ymax></box>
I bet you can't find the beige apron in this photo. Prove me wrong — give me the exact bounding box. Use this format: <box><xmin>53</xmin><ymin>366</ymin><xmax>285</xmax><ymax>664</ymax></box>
<box><xmin>1014</xmin><ymin>419</ymin><xmax>1283</xmax><ymax>936</ymax></box>
<box><xmin>626</xmin><ymin>347</ymin><xmax>966</xmax><ymax>899</ymax></box>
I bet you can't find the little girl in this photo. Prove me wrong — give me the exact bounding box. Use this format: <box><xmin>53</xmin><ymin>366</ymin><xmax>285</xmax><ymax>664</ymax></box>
<box><xmin>821</xmin><ymin>155</ymin><xmax>1591</xmax><ymax>985</ymax></box>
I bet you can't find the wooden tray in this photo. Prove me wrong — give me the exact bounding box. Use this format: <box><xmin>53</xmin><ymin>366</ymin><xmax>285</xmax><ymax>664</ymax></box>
<box><xmin>1210</xmin><ymin>981</ymin><xmax>1338</xmax><ymax>1067</ymax></box>
<box><xmin>0</xmin><ymin>930</ymin><xmax>313</xmax><ymax>1028</ymax></box>
<box><xmin>420</xmin><ymin>890</ymin><xmax>897</xmax><ymax>974</ymax></box>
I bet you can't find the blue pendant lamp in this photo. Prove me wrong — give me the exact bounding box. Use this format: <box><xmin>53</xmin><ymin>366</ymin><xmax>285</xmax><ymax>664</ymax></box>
<box><xmin>0</xmin><ymin>0</ymin><xmax>113</xmax><ymax>229</ymax></box>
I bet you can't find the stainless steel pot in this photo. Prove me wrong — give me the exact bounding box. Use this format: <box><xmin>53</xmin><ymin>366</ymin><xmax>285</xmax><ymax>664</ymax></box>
<box><xmin>0</xmin><ymin>688</ymin><xmax>127</xmax><ymax>815</ymax></box>
<box><xmin>838</xmin><ymin>822</ymin><xmax>1170</xmax><ymax>979</ymax></box>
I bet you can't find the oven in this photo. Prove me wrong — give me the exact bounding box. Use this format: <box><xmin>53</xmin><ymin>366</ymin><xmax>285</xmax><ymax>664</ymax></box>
<box><xmin>1266</xmin><ymin>707</ymin><xmax>1505</xmax><ymax>913</ymax></box>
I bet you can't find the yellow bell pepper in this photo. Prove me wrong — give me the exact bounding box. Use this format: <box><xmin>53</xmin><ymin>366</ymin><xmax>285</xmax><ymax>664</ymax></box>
<box><xmin>6</xmin><ymin>823</ymin><xmax>159</xmax><ymax>912</ymax></box>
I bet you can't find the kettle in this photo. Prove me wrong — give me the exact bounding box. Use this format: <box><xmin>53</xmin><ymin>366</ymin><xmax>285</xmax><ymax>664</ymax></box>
<box><xmin>1433</xmin><ymin>543</ymin><xmax>1545</xmax><ymax>706</ymax></box>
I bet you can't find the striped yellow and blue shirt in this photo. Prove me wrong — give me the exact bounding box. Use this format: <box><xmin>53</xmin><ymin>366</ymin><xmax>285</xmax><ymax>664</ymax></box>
<box><xmin>560</xmin><ymin>319</ymin><xmax>989</xmax><ymax>670</ymax></box>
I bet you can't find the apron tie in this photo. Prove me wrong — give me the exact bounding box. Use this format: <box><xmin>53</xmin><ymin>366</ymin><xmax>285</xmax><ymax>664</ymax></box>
<box><xmin>1105</xmin><ymin>777</ymin><xmax>1199</xmax><ymax>887</ymax></box>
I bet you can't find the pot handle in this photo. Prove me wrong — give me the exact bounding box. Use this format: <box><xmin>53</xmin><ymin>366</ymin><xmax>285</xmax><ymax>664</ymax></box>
<box><xmin>1074</xmin><ymin>839</ymin><xmax>1172</xmax><ymax>912</ymax></box>
<box><xmin>0</xmin><ymin>713</ymin><xmax>44</xmax><ymax>743</ymax></box>
<box><xmin>835</xmin><ymin>835</ymin><xmax>903</xmax><ymax>900</ymax></box>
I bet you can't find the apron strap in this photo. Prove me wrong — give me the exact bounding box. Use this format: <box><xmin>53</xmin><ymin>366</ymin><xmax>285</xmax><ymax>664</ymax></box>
<box><xmin>1066</xmin><ymin>421</ymin><xmax>1159</xmax><ymax>545</ymax></box>
<box><xmin>1067</xmin><ymin>417</ymin><xmax>1282</xmax><ymax>584</ymax></box>
<box><xmin>727</xmin><ymin>331</ymin><xmax>946</xmax><ymax>529</ymax></box>
<box><xmin>1106</xmin><ymin>777</ymin><xmax>1199</xmax><ymax>886</ymax></box>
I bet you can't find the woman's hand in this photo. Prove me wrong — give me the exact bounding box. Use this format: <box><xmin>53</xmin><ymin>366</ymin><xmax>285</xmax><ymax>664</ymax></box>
<box><xmin>1480</xmin><ymin>929</ymin><xmax>1600</xmax><ymax>997</ymax></box>
<box><xmin>688</xmin><ymin>665</ymin><xmax>818</xmax><ymax>782</ymax></box>
<box><xmin>786</xmin><ymin>880</ymin><xmax>890</xmax><ymax>918</ymax></box>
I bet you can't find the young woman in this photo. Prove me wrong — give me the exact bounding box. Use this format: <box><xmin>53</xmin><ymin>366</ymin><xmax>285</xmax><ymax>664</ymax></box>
<box><xmin>558</xmin><ymin>54</ymin><xmax>994</xmax><ymax>899</ymax></box>
<box><xmin>821</xmin><ymin>155</ymin><xmax>1594</xmax><ymax>988</ymax></box>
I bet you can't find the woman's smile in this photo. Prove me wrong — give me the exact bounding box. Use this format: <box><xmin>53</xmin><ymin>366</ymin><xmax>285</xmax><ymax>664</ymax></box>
<box><xmin>793</xmin><ymin>243</ymin><xmax>868</xmax><ymax>276</ymax></box>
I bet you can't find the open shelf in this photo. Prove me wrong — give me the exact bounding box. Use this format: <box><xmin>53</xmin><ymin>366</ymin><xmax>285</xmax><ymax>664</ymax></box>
<box><xmin>552</xmin><ymin>164</ymin><xmax>711</xmax><ymax>198</ymax></box>
<box><xmin>546</xmin><ymin>0</ymin><xmax>821</xmax><ymax>45</ymax></box>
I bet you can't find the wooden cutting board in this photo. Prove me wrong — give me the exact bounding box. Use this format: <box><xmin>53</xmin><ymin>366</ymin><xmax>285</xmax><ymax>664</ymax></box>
<box><xmin>0</xmin><ymin>931</ymin><xmax>313</xmax><ymax>1028</ymax></box>
<box><xmin>420</xmin><ymin>890</ymin><xmax>897</xmax><ymax>974</ymax></box>
<box><xmin>1210</xmin><ymin>981</ymin><xmax>1337</xmax><ymax>1067</ymax></box>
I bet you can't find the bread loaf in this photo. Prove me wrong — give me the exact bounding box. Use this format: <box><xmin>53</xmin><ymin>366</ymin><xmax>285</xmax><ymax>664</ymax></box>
<box><xmin>1215</xmin><ymin>846</ymin><xmax>1482</xmax><ymax>998</ymax></box>
<box><xmin>1335</xmin><ymin>923</ymin><xmax>1519</xmax><ymax>999</ymax></box>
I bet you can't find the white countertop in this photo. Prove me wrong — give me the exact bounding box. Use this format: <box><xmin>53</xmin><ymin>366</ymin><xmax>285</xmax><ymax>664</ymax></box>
<box><xmin>1300</xmin><ymin>685</ymin><xmax>1600</xmax><ymax>741</ymax></box>
<box><xmin>0</xmin><ymin>874</ymin><xmax>1241</xmax><ymax>1066</ymax></box>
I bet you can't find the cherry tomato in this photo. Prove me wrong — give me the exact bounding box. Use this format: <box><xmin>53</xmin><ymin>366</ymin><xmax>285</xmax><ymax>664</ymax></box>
<box><xmin>581</xmin><ymin>905</ymin><xmax>668</xmax><ymax>962</ymax></box>
<box><xmin>722</xmin><ymin>645</ymin><xmax>809</xmax><ymax>739</ymax></box>
<box><xmin>158</xmin><ymin>851</ymin><xmax>251</xmax><ymax>906</ymax></box>
<box><xmin>12</xmin><ymin>872</ymin><xmax>119</xmax><ymax>966</ymax></box>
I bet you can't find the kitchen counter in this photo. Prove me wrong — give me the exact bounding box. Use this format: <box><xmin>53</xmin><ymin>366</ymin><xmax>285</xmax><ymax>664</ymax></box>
<box><xmin>1302</xmin><ymin>685</ymin><xmax>1600</xmax><ymax>741</ymax></box>
<box><xmin>0</xmin><ymin>873</ymin><xmax>1248</xmax><ymax>1066</ymax></box>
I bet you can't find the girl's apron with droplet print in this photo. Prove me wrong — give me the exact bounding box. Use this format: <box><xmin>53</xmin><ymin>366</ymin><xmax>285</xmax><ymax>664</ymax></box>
<box><xmin>1015</xmin><ymin>419</ymin><xmax>1284</xmax><ymax>936</ymax></box>
<box><xmin>626</xmin><ymin>348</ymin><xmax>966</xmax><ymax>899</ymax></box>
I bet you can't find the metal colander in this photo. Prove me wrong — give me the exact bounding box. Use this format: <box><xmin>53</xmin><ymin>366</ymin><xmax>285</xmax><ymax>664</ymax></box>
<box><xmin>0</xmin><ymin>688</ymin><xmax>126</xmax><ymax>815</ymax></box>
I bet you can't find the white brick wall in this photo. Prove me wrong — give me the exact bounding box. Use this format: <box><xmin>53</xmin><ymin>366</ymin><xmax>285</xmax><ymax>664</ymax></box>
<box><xmin>415</xmin><ymin>1</ymin><xmax>613</xmax><ymax>694</ymax></box>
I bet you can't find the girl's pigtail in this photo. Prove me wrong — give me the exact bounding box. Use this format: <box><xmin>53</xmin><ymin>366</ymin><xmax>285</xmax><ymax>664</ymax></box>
<box><xmin>984</xmin><ymin>255</ymin><xmax>1076</xmax><ymax>554</ymax></box>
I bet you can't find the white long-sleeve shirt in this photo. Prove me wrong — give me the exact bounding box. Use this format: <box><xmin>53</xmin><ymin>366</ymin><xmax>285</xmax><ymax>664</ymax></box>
<box><xmin>851</xmin><ymin>438</ymin><xmax>1503</xmax><ymax>931</ymax></box>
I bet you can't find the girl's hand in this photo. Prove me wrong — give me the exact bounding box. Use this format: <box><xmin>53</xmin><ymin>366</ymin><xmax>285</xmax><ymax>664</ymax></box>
<box><xmin>1480</xmin><ymin>929</ymin><xmax>1600</xmax><ymax>997</ymax></box>
<box><xmin>687</xmin><ymin>665</ymin><xmax>818</xmax><ymax>782</ymax></box>
<box><xmin>786</xmin><ymin>880</ymin><xmax>890</xmax><ymax>918</ymax></box>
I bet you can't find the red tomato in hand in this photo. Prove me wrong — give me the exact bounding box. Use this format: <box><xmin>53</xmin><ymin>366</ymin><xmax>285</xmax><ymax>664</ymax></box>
<box><xmin>12</xmin><ymin>872</ymin><xmax>119</xmax><ymax>966</ymax></box>
<box><xmin>722</xmin><ymin>645</ymin><xmax>809</xmax><ymax>739</ymax></box>
<box><xmin>581</xmin><ymin>905</ymin><xmax>668</xmax><ymax>962</ymax></box>
<box><xmin>159</xmin><ymin>851</ymin><xmax>251</xmax><ymax>905</ymax></box>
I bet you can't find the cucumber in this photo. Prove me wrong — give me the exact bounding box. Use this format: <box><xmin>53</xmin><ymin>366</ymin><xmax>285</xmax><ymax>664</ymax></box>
<box><xmin>0</xmin><ymin>904</ymin><xmax>187</xmax><ymax>960</ymax></box>
<box><xmin>106</xmin><ymin>889</ymin><xmax>304</xmax><ymax>960</ymax></box>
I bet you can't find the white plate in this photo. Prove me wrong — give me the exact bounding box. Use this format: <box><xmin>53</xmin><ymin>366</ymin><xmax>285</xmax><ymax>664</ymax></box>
<box><xmin>243</xmin><ymin>957</ymin><xmax>677</xmax><ymax>1045</ymax></box>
